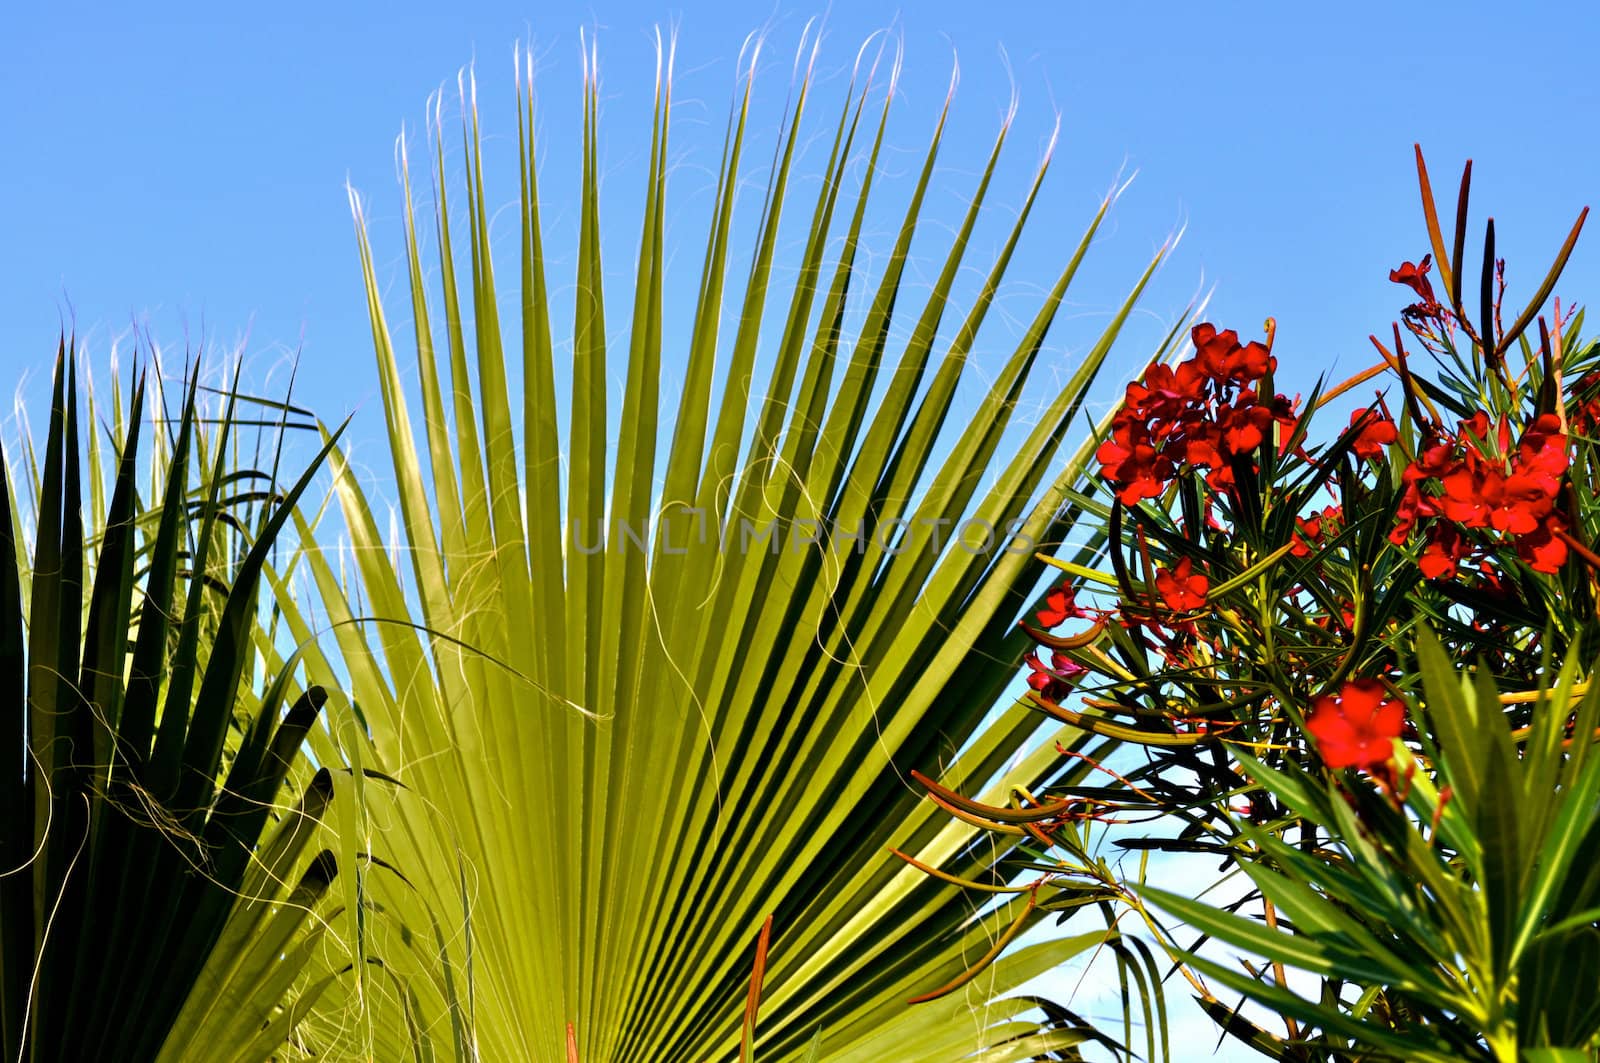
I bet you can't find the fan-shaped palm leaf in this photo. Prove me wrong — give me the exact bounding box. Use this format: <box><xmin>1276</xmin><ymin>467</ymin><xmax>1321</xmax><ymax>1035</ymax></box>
<box><xmin>285</xmin><ymin>34</ymin><xmax>1180</xmax><ymax>1062</ymax></box>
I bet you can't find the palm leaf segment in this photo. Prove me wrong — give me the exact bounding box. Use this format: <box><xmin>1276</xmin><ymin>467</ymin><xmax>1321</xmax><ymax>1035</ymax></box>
<box><xmin>0</xmin><ymin>347</ymin><xmax>351</xmax><ymax>1062</ymax></box>
<box><xmin>293</xmin><ymin>33</ymin><xmax>1177</xmax><ymax>1063</ymax></box>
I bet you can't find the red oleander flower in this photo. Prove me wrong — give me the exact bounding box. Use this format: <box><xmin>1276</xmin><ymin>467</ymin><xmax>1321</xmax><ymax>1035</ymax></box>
<box><xmin>1438</xmin><ymin>463</ymin><xmax>1494</xmax><ymax>528</ymax></box>
<box><xmin>1419</xmin><ymin>521</ymin><xmax>1472</xmax><ymax>579</ymax></box>
<box><xmin>1305</xmin><ymin>679</ymin><xmax>1406</xmax><ymax>771</ymax></box>
<box><xmin>1458</xmin><ymin>410</ymin><xmax>1494</xmax><ymax>448</ymax></box>
<box><xmin>1218</xmin><ymin>396</ymin><xmax>1275</xmax><ymax>454</ymax></box>
<box><xmin>1290</xmin><ymin>516</ymin><xmax>1320</xmax><ymax>558</ymax></box>
<box><xmin>1571</xmin><ymin>374</ymin><xmax>1600</xmax><ymax>436</ymax></box>
<box><xmin>1517</xmin><ymin>413</ymin><xmax>1568</xmax><ymax>485</ymax></box>
<box><xmin>1125</xmin><ymin>361</ymin><xmax>1207</xmax><ymax>421</ymax></box>
<box><xmin>1488</xmin><ymin>470</ymin><xmax>1556</xmax><ymax>535</ymax></box>
<box><xmin>1154</xmin><ymin>557</ymin><xmax>1208</xmax><ymax>611</ymax></box>
<box><xmin>1291</xmin><ymin>505</ymin><xmax>1343</xmax><ymax>558</ymax></box>
<box><xmin>1097</xmin><ymin>415</ymin><xmax>1174</xmax><ymax>504</ymax></box>
<box><xmin>1516</xmin><ymin>518</ymin><xmax>1569</xmax><ymax>573</ymax></box>
<box><xmin>1183</xmin><ymin>426</ymin><xmax>1225</xmax><ymax>470</ymax></box>
<box><xmin>1225</xmin><ymin>340</ymin><xmax>1274</xmax><ymax>385</ymax></box>
<box><xmin>1026</xmin><ymin>650</ymin><xmax>1086</xmax><ymax>702</ymax></box>
<box><xmin>1349</xmin><ymin>408</ymin><xmax>1398</xmax><ymax>459</ymax></box>
<box><xmin>1190</xmin><ymin>323</ymin><xmax>1239</xmax><ymax>382</ymax></box>
<box><xmin>1191</xmin><ymin>324</ymin><xmax>1276</xmax><ymax>386</ymax></box>
<box><xmin>1101</xmin><ymin>444</ymin><xmax>1173</xmax><ymax>504</ymax></box>
<box><xmin>1204</xmin><ymin>462</ymin><xmax>1239</xmax><ymax>492</ymax></box>
<box><xmin>1267</xmin><ymin>393</ymin><xmax>1302</xmax><ymax>453</ymax></box>
<box><xmin>1391</xmin><ymin>482</ymin><xmax>1433</xmax><ymax>545</ymax></box>
<box><xmin>1025</xmin><ymin>652</ymin><xmax>1054</xmax><ymax>695</ymax></box>
<box><xmin>1410</xmin><ymin>435</ymin><xmax>1462</xmax><ymax>481</ymax></box>
<box><xmin>1035</xmin><ymin>585</ymin><xmax>1086</xmax><ymax>628</ymax></box>
<box><xmin>1389</xmin><ymin>255</ymin><xmax>1440</xmax><ymax>313</ymax></box>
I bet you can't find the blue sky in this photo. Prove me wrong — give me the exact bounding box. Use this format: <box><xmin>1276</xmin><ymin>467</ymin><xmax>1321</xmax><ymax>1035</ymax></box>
<box><xmin>4</xmin><ymin>3</ymin><xmax>1597</xmax><ymax>1058</ymax></box>
<box><xmin>5</xmin><ymin>2</ymin><xmax>1596</xmax><ymax>423</ymax></box>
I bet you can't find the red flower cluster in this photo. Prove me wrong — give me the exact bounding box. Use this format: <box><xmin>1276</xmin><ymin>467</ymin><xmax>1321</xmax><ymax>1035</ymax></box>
<box><xmin>1097</xmin><ymin>324</ymin><xmax>1297</xmax><ymax>504</ymax></box>
<box><xmin>1305</xmin><ymin>679</ymin><xmax>1405</xmax><ymax>771</ymax></box>
<box><xmin>1391</xmin><ymin>411</ymin><xmax>1570</xmax><ymax>577</ymax></box>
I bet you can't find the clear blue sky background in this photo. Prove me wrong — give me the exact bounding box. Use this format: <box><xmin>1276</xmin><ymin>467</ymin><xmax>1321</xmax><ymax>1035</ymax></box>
<box><xmin>4</xmin><ymin>3</ymin><xmax>1597</xmax><ymax>1058</ymax></box>
<box><xmin>5</xmin><ymin>1</ymin><xmax>1596</xmax><ymax>424</ymax></box>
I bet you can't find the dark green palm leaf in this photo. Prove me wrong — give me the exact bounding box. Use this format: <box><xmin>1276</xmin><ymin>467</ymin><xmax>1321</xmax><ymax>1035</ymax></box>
<box><xmin>0</xmin><ymin>344</ymin><xmax>355</xmax><ymax>1062</ymax></box>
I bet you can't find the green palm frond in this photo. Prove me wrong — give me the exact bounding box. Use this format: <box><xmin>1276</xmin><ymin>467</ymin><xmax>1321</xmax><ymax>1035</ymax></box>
<box><xmin>287</xmin><ymin>35</ymin><xmax>1180</xmax><ymax>1062</ymax></box>
<box><xmin>0</xmin><ymin>344</ymin><xmax>364</xmax><ymax>1062</ymax></box>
